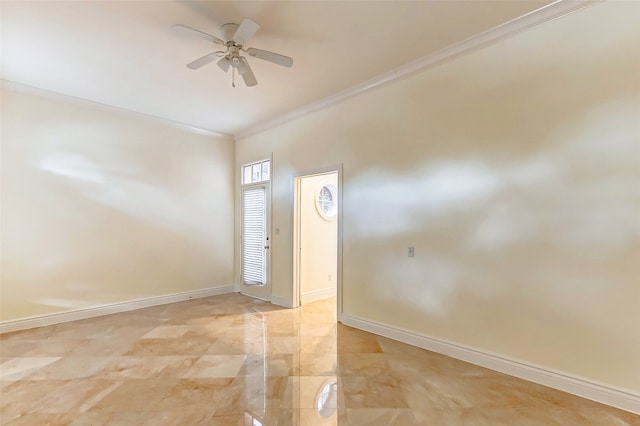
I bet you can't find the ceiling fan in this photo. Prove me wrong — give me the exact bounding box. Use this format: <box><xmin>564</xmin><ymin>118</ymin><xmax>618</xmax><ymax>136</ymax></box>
<box><xmin>174</xmin><ymin>18</ymin><xmax>293</xmax><ymax>88</ymax></box>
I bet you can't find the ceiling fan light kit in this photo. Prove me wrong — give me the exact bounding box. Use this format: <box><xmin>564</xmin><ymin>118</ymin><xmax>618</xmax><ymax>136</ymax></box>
<box><xmin>174</xmin><ymin>18</ymin><xmax>293</xmax><ymax>88</ymax></box>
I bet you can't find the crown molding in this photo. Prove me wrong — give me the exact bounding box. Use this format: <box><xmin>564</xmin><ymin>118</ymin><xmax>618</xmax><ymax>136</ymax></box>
<box><xmin>1</xmin><ymin>79</ymin><xmax>234</xmax><ymax>140</ymax></box>
<box><xmin>235</xmin><ymin>0</ymin><xmax>600</xmax><ymax>140</ymax></box>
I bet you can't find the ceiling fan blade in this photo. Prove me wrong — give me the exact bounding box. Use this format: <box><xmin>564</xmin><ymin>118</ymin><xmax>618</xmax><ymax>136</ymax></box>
<box><xmin>186</xmin><ymin>52</ymin><xmax>220</xmax><ymax>70</ymax></box>
<box><xmin>217</xmin><ymin>57</ymin><xmax>231</xmax><ymax>72</ymax></box>
<box><xmin>233</xmin><ymin>18</ymin><xmax>259</xmax><ymax>46</ymax></box>
<box><xmin>246</xmin><ymin>48</ymin><xmax>293</xmax><ymax>68</ymax></box>
<box><xmin>172</xmin><ymin>24</ymin><xmax>225</xmax><ymax>45</ymax></box>
<box><xmin>239</xmin><ymin>58</ymin><xmax>258</xmax><ymax>87</ymax></box>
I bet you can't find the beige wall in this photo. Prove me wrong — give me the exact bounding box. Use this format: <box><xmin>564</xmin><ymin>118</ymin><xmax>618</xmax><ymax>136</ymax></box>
<box><xmin>1</xmin><ymin>84</ymin><xmax>235</xmax><ymax>321</ymax></box>
<box><xmin>300</xmin><ymin>173</ymin><xmax>338</xmax><ymax>300</ymax></box>
<box><xmin>236</xmin><ymin>1</ymin><xmax>640</xmax><ymax>392</ymax></box>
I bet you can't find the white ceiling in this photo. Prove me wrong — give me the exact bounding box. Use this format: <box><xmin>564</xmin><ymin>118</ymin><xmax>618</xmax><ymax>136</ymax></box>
<box><xmin>1</xmin><ymin>0</ymin><xmax>555</xmax><ymax>136</ymax></box>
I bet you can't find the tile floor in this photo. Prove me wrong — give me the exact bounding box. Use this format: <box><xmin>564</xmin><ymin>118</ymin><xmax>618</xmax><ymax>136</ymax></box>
<box><xmin>1</xmin><ymin>293</ymin><xmax>638</xmax><ymax>425</ymax></box>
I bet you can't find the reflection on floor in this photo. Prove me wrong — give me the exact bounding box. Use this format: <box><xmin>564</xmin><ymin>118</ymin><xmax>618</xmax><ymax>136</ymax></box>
<box><xmin>1</xmin><ymin>293</ymin><xmax>638</xmax><ymax>425</ymax></box>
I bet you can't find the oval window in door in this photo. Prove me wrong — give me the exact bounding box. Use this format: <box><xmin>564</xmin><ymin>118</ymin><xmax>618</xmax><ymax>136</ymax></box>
<box><xmin>316</xmin><ymin>184</ymin><xmax>337</xmax><ymax>221</ymax></box>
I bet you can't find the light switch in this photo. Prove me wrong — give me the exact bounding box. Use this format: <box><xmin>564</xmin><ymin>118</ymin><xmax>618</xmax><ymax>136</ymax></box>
<box><xmin>408</xmin><ymin>246</ymin><xmax>415</xmax><ymax>257</ymax></box>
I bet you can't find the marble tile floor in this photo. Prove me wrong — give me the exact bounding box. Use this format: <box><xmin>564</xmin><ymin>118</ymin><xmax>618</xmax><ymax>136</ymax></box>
<box><xmin>1</xmin><ymin>293</ymin><xmax>638</xmax><ymax>425</ymax></box>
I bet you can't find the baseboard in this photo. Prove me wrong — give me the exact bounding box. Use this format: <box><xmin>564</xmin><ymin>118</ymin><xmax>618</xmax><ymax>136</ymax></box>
<box><xmin>0</xmin><ymin>286</ymin><xmax>235</xmax><ymax>334</ymax></box>
<box><xmin>270</xmin><ymin>295</ymin><xmax>294</xmax><ymax>309</ymax></box>
<box><xmin>340</xmin><ymin>314</ymin><xmax>640</xmax><ymax>415</ymax></box>
<box><xmin>300</xmin><ymin>287</ymin><xmax>336</xmax><ymax>304</ymax></box>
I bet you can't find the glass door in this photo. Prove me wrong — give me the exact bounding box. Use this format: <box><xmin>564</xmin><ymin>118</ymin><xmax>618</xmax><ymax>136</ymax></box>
<box><xmin>240</xmin><ymin>159</ymin><xmax>271</xmax><ymax>300</ymax></box>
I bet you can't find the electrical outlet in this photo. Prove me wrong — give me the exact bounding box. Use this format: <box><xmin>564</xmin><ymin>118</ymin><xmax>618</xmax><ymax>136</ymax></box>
<box><xmin>408</xmin><ymin>246</ymin><xmax>415</xmax><ymax>257</ymax></box>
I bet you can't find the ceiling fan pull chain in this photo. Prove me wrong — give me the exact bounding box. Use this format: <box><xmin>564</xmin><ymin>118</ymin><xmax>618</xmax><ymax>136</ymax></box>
<box><xmin>232</xmin><ymin>66</ymin><xmax>236</xmax><ymax>88</ymax></box>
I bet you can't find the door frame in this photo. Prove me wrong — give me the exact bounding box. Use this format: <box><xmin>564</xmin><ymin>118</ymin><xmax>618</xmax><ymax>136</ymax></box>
<box><xmin>292</xmin><ymin>165</ymin><xmax>343</xmax><ymax>320</ymax></box>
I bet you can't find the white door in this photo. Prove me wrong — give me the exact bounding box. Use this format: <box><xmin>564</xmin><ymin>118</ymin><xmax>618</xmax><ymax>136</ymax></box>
<box><xmin>241</xmin><ymin>184</ymin><xmax>271</xmax><ymax>300</ymax></box>
<box><xmin>293</xmin><ymin>169</ymin><xmax>340</xmax><ymax>309</ymax></box>
<box><xmin>299</xmin><ymin>173</ymin><xmax>338</xmax><ymax>304</ymax></box>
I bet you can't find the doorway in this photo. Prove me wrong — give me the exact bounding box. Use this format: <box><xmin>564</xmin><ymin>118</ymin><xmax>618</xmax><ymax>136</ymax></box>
<box><xmin>240</xmin><ymin>159</ymin><xmax>272</xmax><ymax>301</ymax></box>
<box><xmin>293</xmin><ymin>168</ymin><xmax>341</xmax><ymax>313</ymax></box>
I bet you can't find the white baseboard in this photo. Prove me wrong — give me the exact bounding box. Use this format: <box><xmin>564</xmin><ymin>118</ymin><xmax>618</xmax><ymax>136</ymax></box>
<box><xmin>270</xmin><ymin>295</ymin><xmax>294</xmax><ymax>309</ymax></box>
<box><xmin>340</xmin><ymin>314</ymin><xmax>640</xmax><ymax>415</ymax></box>
<box><xmin>0</xmin><ymin>286</ymin><xmax>235</xmax><ymax>334</ymax></box>
<box><xmin>301</xmin><ymin>287</ymin><xmax>336</xmax><ymax>304</ymax></box>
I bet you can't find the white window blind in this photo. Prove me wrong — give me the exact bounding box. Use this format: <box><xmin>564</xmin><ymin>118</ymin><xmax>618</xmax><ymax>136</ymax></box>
<box><xmin>242</xmin><ymin>186</ymin><xmax>266</xmax><ymax>285</ymax></box>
